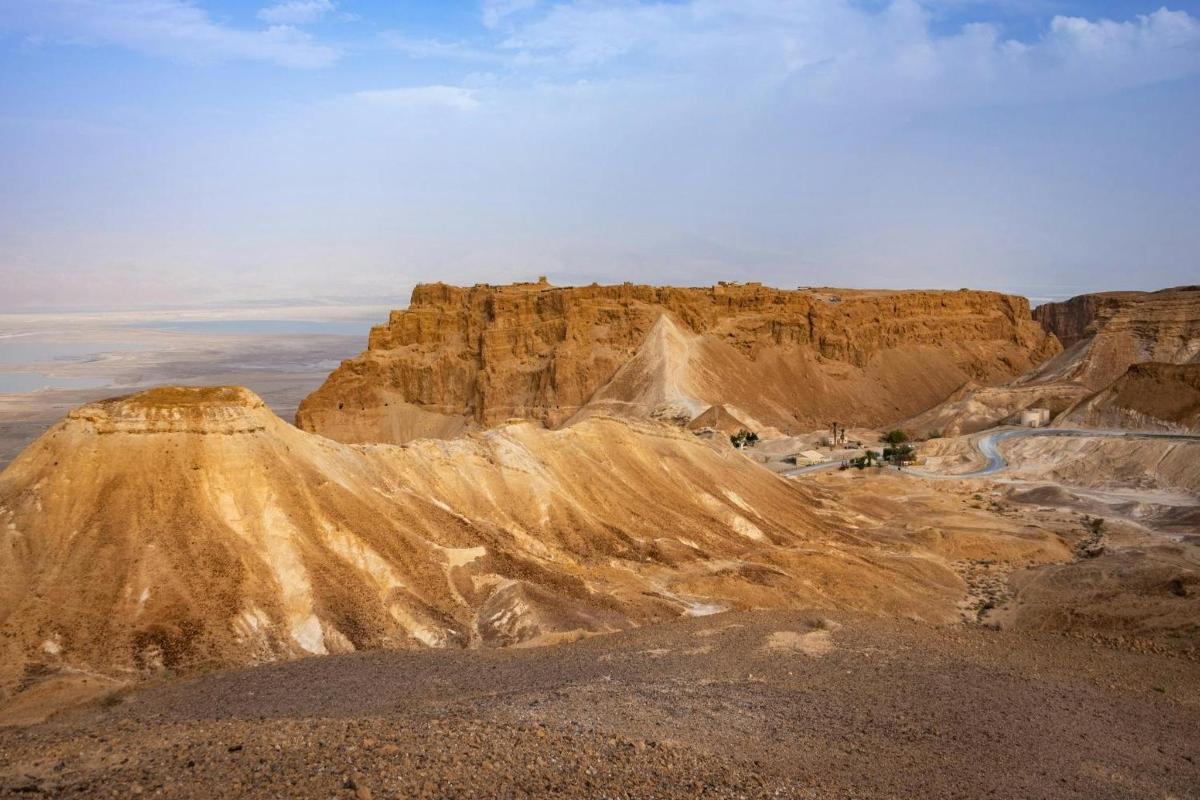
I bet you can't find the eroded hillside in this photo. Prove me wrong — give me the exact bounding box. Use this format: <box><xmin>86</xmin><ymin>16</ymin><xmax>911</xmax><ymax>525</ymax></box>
<box><xmin>0</xmin><ymin>386</ymin><xmax>992</xmax><ymax>692</ymax></box>
<box><xmin>1057</xmin><ymin>362</ymin><xmax>1200</xmax><ymax>432</ymax></box>
<box><xmin>906</xmin><ymin>286</ymin><xmax>1200</xmax><ymax>434</ymax></box>
<box><xmin>1030</xmin><ymin>285</ymin><xmax>1200</xmax><ymax>390</ymax></box>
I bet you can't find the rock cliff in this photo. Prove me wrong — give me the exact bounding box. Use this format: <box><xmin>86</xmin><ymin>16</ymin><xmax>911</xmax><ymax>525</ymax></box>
<box><xmin>1058</xmin><ymin>362</ymin><xmax>1200</xmax><ymax>432</ymax></box>
<box><xmin>297</xmin><ymin>281</ymin><xmax>1058</xmax><ymax>444</ymax></box>
<box><xmin>907</xmin><ymin>285</ymin><xmax>1200</xmax><ymax>434</ymax></box>
<box><xmin>1030</xmin><ymin>286</ymin><xmax>1200</xmax><ymax>389</ymax></box>
<box><xmin>1032</xmin><ymin>292</ymin><xmax>1139</xmax><ymax>348</ymax></box>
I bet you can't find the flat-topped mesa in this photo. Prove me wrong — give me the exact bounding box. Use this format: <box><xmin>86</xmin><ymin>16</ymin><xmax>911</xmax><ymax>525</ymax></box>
<box><xmin>66</xmin><ymin>386</ymin><xmax>273</xmax><ymax>436</ymax></box>
<box><xmin>297</xmin><ymin>281</ymin><xmax>1059</xmax><ymax>445</ymax></box>
<box><xmin>373</xmin><ymin>281</ymin><xmax>1042</xmax><ymax>364</ymax></box>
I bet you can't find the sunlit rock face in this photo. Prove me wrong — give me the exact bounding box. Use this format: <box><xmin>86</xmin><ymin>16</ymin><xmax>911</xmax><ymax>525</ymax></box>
<box><xmin>1032</xmin><ymin>286</ymin><xmax>1200</xmax><ymax>389</ymax></box>
<box><xmin>297</xmin><ymin>280</ymin><xmax>1058</xmax><ymax>444</ymax></box>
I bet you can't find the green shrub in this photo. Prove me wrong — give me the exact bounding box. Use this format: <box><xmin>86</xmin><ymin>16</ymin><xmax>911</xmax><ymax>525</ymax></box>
<box><xmin>730</xmin><ymin>429</ymin><xmax>759</xmax><ymax>449</ymax></box>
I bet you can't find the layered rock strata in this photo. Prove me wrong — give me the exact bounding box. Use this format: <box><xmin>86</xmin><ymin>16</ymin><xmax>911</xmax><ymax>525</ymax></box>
<box><xmin>298</xmin><ymin>281</ymin><xmax>1058</xmax><ymax>444</ymax></box>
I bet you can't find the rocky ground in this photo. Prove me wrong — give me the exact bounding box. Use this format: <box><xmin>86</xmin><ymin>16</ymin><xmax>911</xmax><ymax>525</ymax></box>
<box><xmin>3</xmin><ymin>610</ymin><xmax>1198</xmax><ymax>799</ymax></box>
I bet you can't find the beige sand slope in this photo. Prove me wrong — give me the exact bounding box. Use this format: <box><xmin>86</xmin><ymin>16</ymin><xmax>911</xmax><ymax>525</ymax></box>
<box><xmin>1031</xmin><ymin>286</ymin><xmax>1200</xmax><ymax>389</ymax></box>
<box><xmin>0</xmin><ymin>386</ymin><xmax>969</xmax><ymax>692</ymax></box>
<box><xmin>1058</xmin><ymin>362</ymin><xmax>1200</xmax><ymax>433</ymax></box>
<box><xmin>686</xmin><ymin>404</ymin><xmax>752</xmax><ymax>436</ymax></box>
<box><xmin>905</xmin><ymin>286</ymin><xmax>1200</xmax><ymax>435</ymax></box>
<box><xmin>902</xmin><ymin>381</ymin><xmax>1091</xmax><ymax>437</ymax></box>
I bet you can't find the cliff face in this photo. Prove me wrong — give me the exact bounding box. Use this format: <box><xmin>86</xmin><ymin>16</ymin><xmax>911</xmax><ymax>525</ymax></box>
<box><xmin>296</xmin><ymin>281</ymin><xmax>1058</xmax><ymax>444</ymax></box>
<box><xmin>1031</xmin><ymin>286</ymin><xmax>1200</xmax><ymax>389</ymax></box>
<box><xmin>1059</xmin><ymin>363</ymin><xmax>1200</xmax><ymax>432</ymax></box>
<box><xmin>1032</xmin><ymin>292</ymin><xmax>1132</xmax><ymax>348</ymax></box>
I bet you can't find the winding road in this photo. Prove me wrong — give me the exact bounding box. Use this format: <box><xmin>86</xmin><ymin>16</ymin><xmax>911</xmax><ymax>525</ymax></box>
<box><xmin>784</xmin><ymin>426</ymin><xmax>1200</xmax><ymax>481</ymax></box>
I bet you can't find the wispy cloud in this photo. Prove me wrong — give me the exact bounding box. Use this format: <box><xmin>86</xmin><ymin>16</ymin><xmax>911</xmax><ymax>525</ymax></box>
<box><xmin>2</xmin><ymin>1</ymin><xmax>1199</xmax><ymax>307</ymax></box>
<box><xmin>381</xmin><ymin>32</ymin><xmax>506</xmax><ymax>63</ymax></box>
<box><xmin>353</xmin><ymin>86</ymin><xmax>482</xmax><ymax>111</ymax></box>
<box><xmin>257</xmin><ymin>0</ymin><xmax>336</xmax><ymax>26</ymax></box>
<box><xmin>492</xmin><ymin>1</ymin><xmax>1200</xmax><ymax>106</ymax></box>
<box><xmin>0</xmin><ymin>0</ymin><xmax>339</xmax><ymax>68</ymax></box>
<box><xmin>482</xmin><ymin>0</ymin><xmax>539</xmax><ymax>30</ymax></box>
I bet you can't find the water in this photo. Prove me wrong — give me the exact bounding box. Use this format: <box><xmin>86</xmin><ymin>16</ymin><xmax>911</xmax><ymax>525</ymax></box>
<box><xmin>135</xmin><ymin>319</ymin><xmax>376</xmax><ymax>336</ymax></box>
<box><xmin>0</xmin><ymin>340</ymin><xmax>155</xmax><ymax>365</ymax></box>
<box><xmin>0</xmin><ymin>372</ymin><xmax>110</xmax><ymax>393</ymax></box>
<box><xmin>0</xmin><ymin>313</ymin><xmax>375</xmax><ymax>396</ymax></box>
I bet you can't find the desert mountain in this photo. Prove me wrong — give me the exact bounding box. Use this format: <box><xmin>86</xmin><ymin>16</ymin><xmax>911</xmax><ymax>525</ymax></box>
<box><xmin>0</xmin><ymin>386</ymin><xmax>966</xmax><ymax>691</ymax></box>
<box><xmin>1058</xmin><ymin>362</ymin><xmax>1200</xmax><ymax>432</ymax></box>
<box><xmin>906</xmin><ymin>286</ymin><xmax>1200</xmax><ymax>435</ymax></box>
<box><xmin>296</xmin><ymin>281</ymin><xmax>1057</xmax><ymax>445</ymax></box>
<box><xmin>1028</xmin><ymin>285</ymin><xmax>1200</xmax><ymax>390</ymax></box>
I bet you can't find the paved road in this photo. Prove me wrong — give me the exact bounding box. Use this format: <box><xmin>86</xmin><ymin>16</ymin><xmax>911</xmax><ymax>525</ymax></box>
<box><xmin>784</xmin><ymin>427</ymin><xmax>1200</xmax><ymax>481</ymax></box>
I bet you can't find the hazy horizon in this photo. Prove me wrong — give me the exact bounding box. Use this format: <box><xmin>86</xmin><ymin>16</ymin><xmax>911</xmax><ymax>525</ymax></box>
<box><xmin>2</xmin><ymin>0</ymin><xmax>1199</xmax><ymax>311</ymax></box>
<box><xmin>0</xmin><ymin>280</ymin><xmax>1180</xmax><ymax>316</ymax></box>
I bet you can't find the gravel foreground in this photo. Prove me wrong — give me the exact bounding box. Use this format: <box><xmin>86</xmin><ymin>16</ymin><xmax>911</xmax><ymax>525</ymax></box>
<box><xmin>2</xmin><ymin>610</ymin><xmax>1198</xmax><ymax>799</ymax></box>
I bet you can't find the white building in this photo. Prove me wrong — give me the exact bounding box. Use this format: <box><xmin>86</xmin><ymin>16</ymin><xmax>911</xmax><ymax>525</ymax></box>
<box><xmin>1019</xmin><ymin>407</ymin><xmax>1051</xmax><ymax>427</ymax></box>
<box><xmin>793</xmin><ymin>449</ymin><xmax>828</xmax><ymax>466</ymax></box>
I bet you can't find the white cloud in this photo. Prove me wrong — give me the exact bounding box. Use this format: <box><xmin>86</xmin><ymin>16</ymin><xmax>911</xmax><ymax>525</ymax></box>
<box><xmin>3</xmin><ymin>0</ymin><xmax>1199</xmax><ymax>306</ymax></box>
<box><xmin>1038</xmin><ymin>9</ymin><xmax>1200</xmax><ymax>90</ymax></box>
<box><xmin>353</xmin><ymin>86</ymin><xmax>482</xmax><ymax>111</ymax></box>
<box><xmin>257</xmin><ymin>0</ymin><xmax>335</xmax><ymax>25</ymax></box>
<box><xmin>381</xmin><ymin>32</ymin><xmax>505</xmax><ymax>63</ymax></box>
<box><xmin>483</xmin><ymin>0</ymin><xmax>539</xmax><ymax>29</ymax></box>
<box><xmin>492</xmin><ymin>0</ymin><xmax>1200</xmax><ymax>106</ymax></box>
<box><xmin>0</xmin><ymin>0</ymin><xmax>339</xmax><ymax>68</ymax></box>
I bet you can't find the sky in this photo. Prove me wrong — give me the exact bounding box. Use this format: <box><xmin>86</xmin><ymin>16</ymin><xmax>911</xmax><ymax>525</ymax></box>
<box><xmin>0</xmin><ymin>0</ymin><xmax>1198</xmax><ymax>310</ymax></box>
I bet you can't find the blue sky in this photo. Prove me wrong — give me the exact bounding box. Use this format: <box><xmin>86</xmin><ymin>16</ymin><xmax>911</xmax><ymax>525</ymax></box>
<box><xmin>1</xmin><ymin>0</ymin><xmax>1198</xmax><ymax>309</ymax></box>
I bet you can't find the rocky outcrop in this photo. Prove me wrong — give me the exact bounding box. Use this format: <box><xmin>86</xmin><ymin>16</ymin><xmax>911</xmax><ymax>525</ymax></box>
<box><xmin>297</xmin><ymin>281</ymin><xmax>1058</xmax><ymax>444</ymax></box>
<box><xmin>912</xmin><ymin>285</ymin><xmax>1200</xmax><ymax>433</ymax></box>
<box><xmin>1030</xmin><ymin>286</ymin><xmax>1200</xmax><ymax>389</ymax></box>
<box><xmin>1059</xmin><ymin>362</ymin><xmax>1200</xmax><ymax>432</ymax></box>
<box><xmin>1032</xmin><ymin>292</ymin><xmax>1134</xmax><ymax>348</ymax></box>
